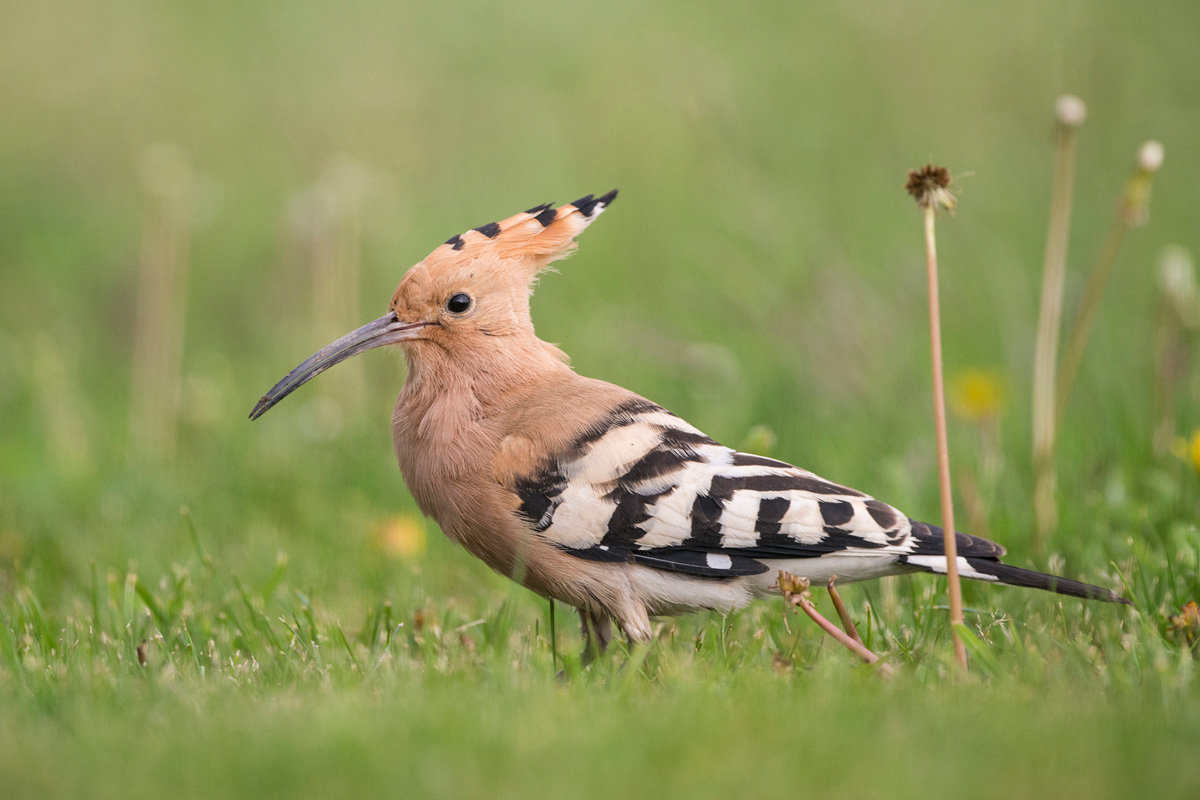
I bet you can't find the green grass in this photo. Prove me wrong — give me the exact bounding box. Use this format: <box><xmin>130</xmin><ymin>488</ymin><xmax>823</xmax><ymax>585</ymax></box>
<box><xmin>3</xmin><ymin>1</ymin><xmax>1200</xmax><ymax>797</ymax></box>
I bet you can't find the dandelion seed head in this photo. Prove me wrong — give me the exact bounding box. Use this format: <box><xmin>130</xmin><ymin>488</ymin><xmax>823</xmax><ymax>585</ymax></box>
<box><xmin>1054</xmin><ymin>95</ymin><xmax>1087</xmax><ymax>128</ymax></box>
<box><xmin>1138</xmin><ymin>140</ymin><xmax>1164</xmax><ymax>173</ymax></box>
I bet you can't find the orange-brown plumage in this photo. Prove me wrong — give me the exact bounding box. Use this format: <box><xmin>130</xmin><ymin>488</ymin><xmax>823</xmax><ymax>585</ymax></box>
<box><xmin>251</xmin><ymin>189</ymin><xmax>1128</xmax><ymax>663</ymax></box>
<box><xmin>382</xmin><ymin>191</ymin><xmax>651</xmax><ymax>640</ymax></box>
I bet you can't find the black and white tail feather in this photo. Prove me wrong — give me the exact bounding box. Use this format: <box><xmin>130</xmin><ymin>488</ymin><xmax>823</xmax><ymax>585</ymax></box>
<box><xmin>515</xmin><ymin>398</ymin><xmax>1129</xmax><ymax>608</ymax></box>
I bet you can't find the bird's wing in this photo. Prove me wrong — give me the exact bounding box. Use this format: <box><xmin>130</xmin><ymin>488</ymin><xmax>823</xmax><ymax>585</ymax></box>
<box><xmin>512</xmin><ymin>398</ymin><xmax>1003</xmax><ymax>578</ymax></box>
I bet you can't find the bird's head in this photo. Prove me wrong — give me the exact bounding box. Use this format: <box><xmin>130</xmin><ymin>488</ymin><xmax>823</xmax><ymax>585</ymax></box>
<box><xmin>250</xmin><ymin>191</ymin><xmax>616</xmax><ymax>420</ymax></box>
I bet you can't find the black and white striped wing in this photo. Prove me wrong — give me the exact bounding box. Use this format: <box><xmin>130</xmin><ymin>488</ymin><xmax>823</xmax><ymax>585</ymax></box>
<box><xmin>513</xmin><ymin>399</ymin><xmax>999</xmax><ymax>578</ymax></box>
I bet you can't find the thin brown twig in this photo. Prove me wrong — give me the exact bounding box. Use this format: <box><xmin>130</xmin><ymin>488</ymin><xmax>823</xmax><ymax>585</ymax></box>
<box><xmin>923</xmin><ymin>203</ymin><xmax>967</xmax><ymax>671</ymax></box>
<box><xmin>826</xmin><ymin>576</ymin><xmax>863</xmax><ymax>646</ymax></box>
<box><xmin>777</xmin><ymin>572</ymin><xmax>893</xmax><ymax>677</ymax></box>
<box><xmin>906</xmin><ymin>165</ymin><xmax>967</xmax><ymax>671</ymax></box>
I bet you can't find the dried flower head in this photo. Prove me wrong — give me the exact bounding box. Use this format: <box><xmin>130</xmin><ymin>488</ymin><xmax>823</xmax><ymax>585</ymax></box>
<box><xmin>1167</xmin><ymin>601</ymin><xmax>1200</xmax><ymax>647</ymax></box>
<box><xmin>774</xmin><ymin>570</ymin><xmax>811</xmax><ymax>604</ymax></box>
<box><xmin>906</xmin><ymin>163</ymin><xmax>958</xmax><ymax>213</ymax></box>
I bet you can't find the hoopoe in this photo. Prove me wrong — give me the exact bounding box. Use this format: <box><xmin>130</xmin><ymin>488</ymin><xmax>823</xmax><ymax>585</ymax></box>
<box><xmin>251</xmin><ymin>190</ymin><xmax>1129</xmax><ymax>660</ymax></box>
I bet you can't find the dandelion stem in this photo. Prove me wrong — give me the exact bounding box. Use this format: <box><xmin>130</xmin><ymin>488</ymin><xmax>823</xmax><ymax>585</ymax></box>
<box><xmin>923</xmin><ymin>203</ymin><xmax>968</xmax><ymax>672</ymax></box>
<box><xmin>130</xmin><ymin>143</ymin><xmax>192</xmax><ymax>463</ymax></box>
<box><xmin>1055</xmin><ymin>141</ymin><xmax>1163</xmax><ymax>427</ymax></box>
<box><xmin>1153</xmin><ymin>246</ymin><xmax>1197</xmax><ymax>455</ymax></box>
<box><xmin>1054</xmin><ymin>224</ymin><xmax>1126</xmax><ymax>424</ymax></box>
<box><xmin>1032</xmin><ymin>96</ymin><xmax>1086</xmax><ymax>546</ymax></box>
<box><xmin>905</xmin><ymin>163</ymin><xmax>966</xmax><ymax>671</ymax></box>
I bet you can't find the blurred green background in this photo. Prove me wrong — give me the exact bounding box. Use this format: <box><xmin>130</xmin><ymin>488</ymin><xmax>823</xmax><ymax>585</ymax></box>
<box><xmin>3</xmin><ymin>0</ymin><xmax>1196</xmax><ymax>586</ymax></box>
<box><xmin>1</xmin><ymin>2</ymin><xmax>1198</xmax><ymax>797</ymax></box>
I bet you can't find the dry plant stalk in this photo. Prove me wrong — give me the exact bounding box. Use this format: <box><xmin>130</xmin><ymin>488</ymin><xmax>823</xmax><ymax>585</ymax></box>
<box><xmin>776</xmin><ymin>572</ymin><xmax>893</xmax><ymax>676</ymax></box>
<box><xmin>1055</xmin><ymin>141</ymin><xmax>1164</xmax><ymax>426</ymax></box>
<box><xmin>312</xmin><ymin>158</ymin><xmax>370</xmax><ymax>413</ymax></box>
<box><xmin>32</xmin><ymin>333</ymin><xmax>94</xmax><ymax>478</ymax></box>
<box><xmin>130</xmin><ymin>143</ymin><xmax>192</xmax><ymax>461</ymax></box>
<box><xmin>905</xmin><ymin>163</ymin><xmax>967</xmax><ymax>671</ymax></box>
<box><xmin>1032</xmin><ymin>95</ymin><xmax>1087</xmax><ymax>545</ymax></box>
<box><xmin>1153</xmin><ymin>246</ymin><xmax>1198</xmax><ymax>454</ymax></box>
<box><xmin>287</xmin><ymin>156</ymin><xmax>373</xmax><ymax>420</ymax></box>
<box><xmin>825</xmin><ymin>576</ymin><xmax>864</xmax><ymax>646</ymax></box>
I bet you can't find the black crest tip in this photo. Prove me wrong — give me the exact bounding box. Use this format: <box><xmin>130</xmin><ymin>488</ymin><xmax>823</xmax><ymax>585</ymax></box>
<box><xmin>474</xmin><ymin>221</ymin><xmax>501</xmax><ymax>238</ymax></box>
<box><xmin>570</xmin><ymin>194</ymin><xmax>597</xmax><ymax>216</ymax></box>
<box><xmin>572</xmin><ymin>189</ymin><xmax>619</xmax><ymax>218</ymax></box>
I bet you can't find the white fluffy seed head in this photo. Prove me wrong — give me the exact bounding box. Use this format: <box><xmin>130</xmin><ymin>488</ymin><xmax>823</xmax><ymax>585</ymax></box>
<box><xmin>1159</xmin><ymin>245</ymin><xmax>1198</xmax><ymax>326</ymax></box>
<box><xmin>1054</xmin><ymin>94</ymin><xmax>1087</xmax><ymax>128</ymax></box>
<box><xmin>1138</xmin><ymin>140</ymin><xmax>1164</xmax><ymax>173</ymax></box>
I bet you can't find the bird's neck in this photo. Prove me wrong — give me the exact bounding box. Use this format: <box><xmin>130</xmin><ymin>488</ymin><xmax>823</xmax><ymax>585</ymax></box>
<box><xmin>391</xmin><ymin>332</ymin><xmax>571</xmax><ymax>533</ymax></box>
<box><xmin>400</xmin><ymin>332</ymin><xmax>570</xmax><ymax>412</ymax></box>
<box><xmin>392</xmin><ymin>333</ymin><xmax>569</xmax><ymax>475</ymax></box>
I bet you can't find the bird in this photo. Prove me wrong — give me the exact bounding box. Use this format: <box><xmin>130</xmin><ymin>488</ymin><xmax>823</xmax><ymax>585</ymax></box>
<box><xmin>250</xmin><ymin>190</ymin><xmax>1129</xmax><ymax>661</ymax></box>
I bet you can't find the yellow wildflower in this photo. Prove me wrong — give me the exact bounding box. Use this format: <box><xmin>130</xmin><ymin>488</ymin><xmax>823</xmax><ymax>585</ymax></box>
<box><xmin>371</xmin><ymin>515</ymin><xmax>427</xmax><ymax>560</ymax></box>
<box><xmin>950</xmin><ymin>369</ymin><xmax>1005</xmax><ymax>422</ymax></box>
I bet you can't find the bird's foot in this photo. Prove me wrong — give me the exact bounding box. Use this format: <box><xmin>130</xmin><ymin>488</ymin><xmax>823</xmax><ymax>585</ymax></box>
<box><xmin>579</xmin><ymin>609</ymin><xmax>613</xmax><ymax>667</ymax></box>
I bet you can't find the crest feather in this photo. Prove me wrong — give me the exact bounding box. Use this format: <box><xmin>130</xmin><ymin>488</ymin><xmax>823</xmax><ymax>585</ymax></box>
<box><xmin>423</xmin><ymin>190</ymin><xmax>617</xmax><ymax>271</ymax></box>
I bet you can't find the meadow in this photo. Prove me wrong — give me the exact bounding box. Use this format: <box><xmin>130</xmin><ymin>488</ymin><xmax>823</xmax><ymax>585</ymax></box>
<box><xmin>2</xmin><ymin>1</ymin><xmax>1199</xmax><ymax>797</ymax></box>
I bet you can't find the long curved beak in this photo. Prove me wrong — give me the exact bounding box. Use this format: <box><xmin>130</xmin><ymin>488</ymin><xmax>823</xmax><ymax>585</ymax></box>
<box><xmin>249</xmin><ymin>312</ymin><xmax>430</xmax><ymax>420</ymax></box>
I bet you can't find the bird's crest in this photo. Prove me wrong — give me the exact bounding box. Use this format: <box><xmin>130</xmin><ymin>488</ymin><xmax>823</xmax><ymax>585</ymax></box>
<box><xmin>421</xmin><ymin>190</ymin><xmax>618</xmax><ymax>274</ymax></box>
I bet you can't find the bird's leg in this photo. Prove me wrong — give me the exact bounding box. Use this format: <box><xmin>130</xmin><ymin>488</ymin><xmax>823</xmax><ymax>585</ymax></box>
<box><xmin>826</xmin><ymin>576</ymin><xmax>864</xmax><ymax>646</ymax></box>
<box><xmin>579</xmin><ymin>609</ymin><xmax>613</xmax><ymax>666</ymax></box>
<box><xmin>777</xmin><ymin>571</ymin><xmax>893</xmax><ymax>677</ymax></box>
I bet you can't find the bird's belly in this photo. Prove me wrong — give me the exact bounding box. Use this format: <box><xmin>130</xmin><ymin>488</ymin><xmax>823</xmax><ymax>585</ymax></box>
<box><xmin>744</xmin><ymin>555</ymin><xmax>918</xmax><ymax>597</ymax></box>
<box><xmin>625</xmin><ymin>564</ymin><xmax>756</xmax><ymax>616</ymax></box>
<box><xmin>627</xmin><ymin>554</ymin><xmax>919</xmax><ymax>616</ymax></box>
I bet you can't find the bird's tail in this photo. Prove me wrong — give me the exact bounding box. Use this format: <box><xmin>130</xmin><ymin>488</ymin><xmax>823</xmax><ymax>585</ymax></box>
<box><xmin>899</xmin><ymin>554</ymin><xmax>1131</xmax><ymax>604</ymax></box>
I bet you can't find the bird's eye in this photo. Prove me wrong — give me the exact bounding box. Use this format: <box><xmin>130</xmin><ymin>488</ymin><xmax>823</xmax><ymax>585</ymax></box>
<box><xmin>446</xmin><ymin>293</ymin><xmax>473</xmax><ymax>314</ymax></box>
